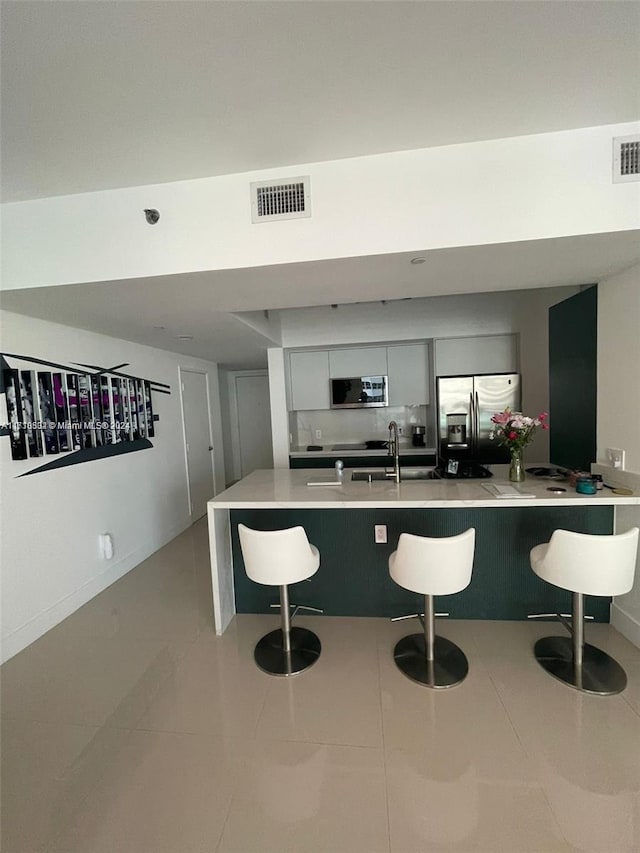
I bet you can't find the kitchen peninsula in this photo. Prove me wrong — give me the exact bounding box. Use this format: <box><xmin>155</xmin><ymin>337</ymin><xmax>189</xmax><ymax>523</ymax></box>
<box><xmin>207</xmin><ymin>469</ymin><xmax>640</xmax><ymax>635</ymax></box>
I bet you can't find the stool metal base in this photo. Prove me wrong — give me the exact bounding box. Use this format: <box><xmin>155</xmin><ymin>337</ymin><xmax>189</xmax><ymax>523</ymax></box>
<box><xmin>254</xmin><ymin>626</ymin><xmax>321</xmax><ymax>677</ymax></box>
<box><xmin>393</xmin><ymin>633</ymin><xmax>469</xmax><ymax>689</ymax></box>
<box><xmin>534</xmin><ymin>636</ymin><xmax>627</xmax><ymax>696</ymax></box>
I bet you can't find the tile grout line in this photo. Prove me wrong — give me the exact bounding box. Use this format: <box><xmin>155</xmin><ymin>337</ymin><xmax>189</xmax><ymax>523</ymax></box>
<box><xmin>621</xmin><ymin>692</ymin><xmax>640</xmax><ymax>719</ymax></box>
<box><xmin>40</xmin><ymin>725</ymin><xmax>142</xmax><ymax>853</ymax></box>
<box><xmin>251</xmin><ymin>661</ymin><xmax>274</xmax><ymax>740</ymax></box>
<box><xmin>375</xmin><ymin>627</ymin><xmax>393</xmax><ymax>853</ymax></box>
<box><xmin>212</xmin><ymin>749</ymin><xmax>248</xmax><ymax>853</ymax></box>
<box><xmin>483</xmin><ymin>661</ymin><xmax>576</xmax><ymax>851</ymax></box>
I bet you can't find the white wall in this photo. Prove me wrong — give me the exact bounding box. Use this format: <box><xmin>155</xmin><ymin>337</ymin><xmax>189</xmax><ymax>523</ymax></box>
<box><xmin>217</xmin><ymin>368</ymin><xmax>235</xmax><ymax>487</ymax></box>
<box><xmin>0</xmin><ymin>310</ymin><xmax>225</xmax><ymax>662</ymax></box>
<box><xmin>597</xmin><ymin>263</ymin><xmax>640</xmax><ymax>474</ymax></box>
<box><xmin>3</xmin><ymin>123</ymin><xmax>638</xmax><ymax>292</ymax></box>
<box><xmin>597</xmin><ymin>263</ymin><xmax>640</xmax><ymax>648</ymax></box>
<box><xmin>611</xmin><ymin>502</ymin><xmax>640</xmax><ymax>649</ymax></box>
<box><xmin>277</xmin><ymin>286</ymin><xmax>579</xmax><ymax>462</ymax></box>
<box><xmin>267</xmin><ymin>348</ymin><xmax>289</xmax><ymax>469</ymax></box>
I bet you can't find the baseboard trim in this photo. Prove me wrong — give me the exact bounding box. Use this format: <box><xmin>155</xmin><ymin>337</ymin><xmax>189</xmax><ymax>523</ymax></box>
<box><xmin>1</xmin><ymin>519</ymin><xmax>190</xmax><ymax>663</ymax></box>
<box><xmin>611</xmin><ymin>603</ymin><xmax>640</xmax><ymax>650</ymax></box>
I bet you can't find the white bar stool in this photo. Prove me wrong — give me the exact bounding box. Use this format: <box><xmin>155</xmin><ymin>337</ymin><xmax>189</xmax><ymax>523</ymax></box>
<box><xmin>530</xmin><ymin>527</ymin><xmax>639</xmax><ymax>695</ymax></box>
<box><xmin>238</xmin><ymin>524</ymin><xmax>322</xmax><ymax>677</ymax></box>
<box><xmin>389</xmin><ymin>528</ymin><xmax>475</xmax><ymax>688</ymax></box>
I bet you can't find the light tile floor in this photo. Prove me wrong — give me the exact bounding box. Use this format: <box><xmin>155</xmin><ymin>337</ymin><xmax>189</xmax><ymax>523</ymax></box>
<box><xmin>2</xmin><ymin>519</ymin><xmax>640</xmax><ymax>852</ymax></box>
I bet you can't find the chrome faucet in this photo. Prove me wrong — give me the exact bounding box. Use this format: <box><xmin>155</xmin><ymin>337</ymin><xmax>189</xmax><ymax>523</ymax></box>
<box><xmin>387</xmin><ymin>421</ymin><xmax>401</xmax><ymax>483</ymax></box>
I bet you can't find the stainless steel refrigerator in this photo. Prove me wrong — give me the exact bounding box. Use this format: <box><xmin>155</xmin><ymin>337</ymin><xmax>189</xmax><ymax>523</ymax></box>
<box><xmin>437</xmin><ymin>373</ymin><xmax>521</xmax><ymax>465</ymax></box>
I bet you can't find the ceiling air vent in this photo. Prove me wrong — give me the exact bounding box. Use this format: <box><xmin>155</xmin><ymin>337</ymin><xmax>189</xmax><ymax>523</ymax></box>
<box><xmin>250</xmin><ymin>176</ymin><xmax>311</xmax><ymax>223</ymax></box>
<box><xmin>613</xmin><ymin>135</ymin><xmax>640</xmax><ymax>183</ymax></box>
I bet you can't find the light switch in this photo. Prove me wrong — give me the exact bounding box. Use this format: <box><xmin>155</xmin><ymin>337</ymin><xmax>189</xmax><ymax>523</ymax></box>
<box><xmin>607</xmin><ymin>448</ymin><xmax>625</xmax><ymax>469</ymax></box>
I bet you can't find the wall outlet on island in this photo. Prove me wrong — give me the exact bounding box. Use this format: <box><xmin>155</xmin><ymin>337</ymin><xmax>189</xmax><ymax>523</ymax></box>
<box><xmin>374</xmin><ymin>525</ymin><xmax>388</xmax><ymax>544</ymax></box>
<box><xmin>607</xmin><ymin>448</ymin><xmax>625</xmax><ymax>469</ymax></box>
<box><xmin>314</xmin><ymin>429</ymin><xmax>322</xmax><ymax>440</ymax></box>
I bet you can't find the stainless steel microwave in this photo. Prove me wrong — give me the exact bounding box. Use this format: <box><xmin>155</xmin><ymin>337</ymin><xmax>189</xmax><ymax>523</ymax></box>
<box><xmin>330</xmin><ymin>376</ymin><xmax>389</xmax><ymax>409</ymax></box>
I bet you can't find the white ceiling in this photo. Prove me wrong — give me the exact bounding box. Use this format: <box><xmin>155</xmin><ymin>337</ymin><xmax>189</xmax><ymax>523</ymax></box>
<box><xmin>2</xmin><ymin>0</ymin><xmax>639</xmax><ymax>202</ymax></box>
<box><xmin>3</xmin><ymin>231</ymin><xmax>639</xmax><ymax>367</ymax></box>
<box><xmin>1</xmin><ymin>1</ymin><xmax>639</xmax><ymax>367</ymax></box>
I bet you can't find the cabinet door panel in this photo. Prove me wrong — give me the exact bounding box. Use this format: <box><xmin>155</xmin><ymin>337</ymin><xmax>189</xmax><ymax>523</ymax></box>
<box><xmin>387</xmin><ymin>344</ymin><xmax>429</xmax><ymax>405</ymax></box>
<box><xmin>328</xmin><ymin>347</ymin><xmax>388</xmax><ymax>378</ymax></box>
<box><xmin>549</xmin><ymin>287</ymin><xmax>596</xmax><ymax>471</ymax></box>
<box><xmin>289</xmin><ymin>351</ymin><xmax>330</xmax><ymax>410</ymax></box>
<box><xmin>435</xmin><ymin>335</ymin><xmax>518</xmax><ymax>376</ymax></box>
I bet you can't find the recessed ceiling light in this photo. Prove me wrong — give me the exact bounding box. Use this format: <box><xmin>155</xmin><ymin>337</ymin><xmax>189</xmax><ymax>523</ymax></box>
<box><xmin>410</xmin><ymin>257</ymin><xmax>426</xmax><ymax>265</ymax></box>
<box><xmin>175</xmin><ymin>334</ymin><xmax>193</xmax><ymax>340</ymax></box>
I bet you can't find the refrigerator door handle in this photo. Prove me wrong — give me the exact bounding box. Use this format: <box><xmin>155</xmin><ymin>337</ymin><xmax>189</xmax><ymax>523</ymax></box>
<box><xmin>475</xmin><ymin>391</ymin><xmax>480</xmax><ymax>454</ymax></box>
<box><xmin>470</xmin><ymin>392</ymin><xmax>476</xmax><ymax>452</ymax></box>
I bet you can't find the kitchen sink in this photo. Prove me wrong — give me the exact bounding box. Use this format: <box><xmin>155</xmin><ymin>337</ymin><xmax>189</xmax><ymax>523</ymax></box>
<box><xmin>401</xmin><ymin>467</ymin><xmax>436</xmax><ymax>480</ymax></box>
<box><xmin>351</xmin><ymin>467</ymin><xmax>435</xmax><ymax>482</ymax></box>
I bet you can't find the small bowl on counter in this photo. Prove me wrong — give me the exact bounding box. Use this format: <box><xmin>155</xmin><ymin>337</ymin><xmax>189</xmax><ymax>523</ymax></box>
<box><xmin>575</xmin><ymin>475</ymin><xmax>597</xmax><ymax>495</ymax></box>
<box><xmin>567</xmin><ymin>470</ymin><xmax>592</xmax><ymax>487</ymax></box>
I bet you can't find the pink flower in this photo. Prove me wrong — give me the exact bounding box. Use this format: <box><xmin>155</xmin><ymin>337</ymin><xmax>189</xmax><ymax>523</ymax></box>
<box><xmin>490</xmin><ymin>407</ymin><xmax>549</xmax><ymax>449</ymax></box>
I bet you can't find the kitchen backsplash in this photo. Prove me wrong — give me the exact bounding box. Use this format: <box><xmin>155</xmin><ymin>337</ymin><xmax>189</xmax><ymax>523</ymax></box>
<box><xmin>290</xmin><ymin>405</ymin><xmax>431</xmax><ymax>449</ymax></box>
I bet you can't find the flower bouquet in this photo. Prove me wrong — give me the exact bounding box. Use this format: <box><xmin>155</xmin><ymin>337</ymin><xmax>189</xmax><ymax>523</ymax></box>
<box><xmin>489</xmin><ymin>408</ymin><xmax>549</xmax><ymax>482</ymax></box>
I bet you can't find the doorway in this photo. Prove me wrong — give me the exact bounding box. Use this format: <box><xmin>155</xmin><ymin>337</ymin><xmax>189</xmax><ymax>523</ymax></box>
<box><xmin>233</xmin><ymin>372</ymin><xmax>273</xmax><ymax>479</ymax></box>
<box><xmin>180</xmin><ymin>368</ymin><xmax>216</xmax><ymax>521</ymax></box>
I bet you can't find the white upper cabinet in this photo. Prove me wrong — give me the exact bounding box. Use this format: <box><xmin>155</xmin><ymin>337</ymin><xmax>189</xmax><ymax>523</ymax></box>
<box><xmin>387</xmin><ymin>343</ymin><xmax>429</xmax><ymax>405</ymax></box>
<box><xmin>328</xmin><ymin>347</ymin><xmax>388</xmax><ymax>378</ymax></box>
<box><xmin>434</xmin><ymin>335</ymin><xmax>519</xmax><ymax>377</ymax></box>
<box><xmin>289</xmin><ymin>351</ymin><xmax>330</xmax><ymax>411</ymax></box>
<box><xmin>288</xmin><ymin>344</ymin><xmax>430</xmax><ymax>411</ymax></box>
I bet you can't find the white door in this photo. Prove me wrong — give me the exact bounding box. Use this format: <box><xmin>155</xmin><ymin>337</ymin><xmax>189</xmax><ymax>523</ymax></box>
<box><xmin>180</xmin><ymin>369</ymin><xmax>215</xmax><ymax>521</ymax></box>
<box><xmin>236</xmin><ymin>373</ymin><xmax>273</xmax><ymax>477</ymax></box>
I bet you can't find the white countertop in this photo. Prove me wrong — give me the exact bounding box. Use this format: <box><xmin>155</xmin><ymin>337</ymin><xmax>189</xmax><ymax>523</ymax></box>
<box><xmin>210</xmin><ymin>468</ymin><xmax>640</xmax><ymax>510</ymax></box>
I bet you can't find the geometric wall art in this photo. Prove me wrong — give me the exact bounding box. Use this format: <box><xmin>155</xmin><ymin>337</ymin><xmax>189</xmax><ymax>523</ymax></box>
<box><xmin>0</xmin><ymin>352</ymin><xmax>170</xmax><ymax>475</ymax></box>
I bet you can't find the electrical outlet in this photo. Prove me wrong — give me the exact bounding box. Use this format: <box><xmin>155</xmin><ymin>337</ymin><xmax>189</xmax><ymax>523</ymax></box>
<box><xmin>315</xmin><ymin>429</ymin><xmax>322</xmax><ymax>440</ymax></box>
<box><xmin>374</xmin><ymin>524</ymin><xmax>387</xmax><ymax>544</ymax></box>
<box><xmin>607</xmin><ymin>448</ymin><xmax>625</xmax><ymax>469</ymax></box>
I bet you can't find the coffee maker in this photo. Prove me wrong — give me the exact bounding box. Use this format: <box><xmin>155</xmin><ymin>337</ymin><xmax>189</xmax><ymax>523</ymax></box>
<box><xmin>411</xmin><ymin>425</ymin><xmax>426</xmax><ymax>447</ymax></box>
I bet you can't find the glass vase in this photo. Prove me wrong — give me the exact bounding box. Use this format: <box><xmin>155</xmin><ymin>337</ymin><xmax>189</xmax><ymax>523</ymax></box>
<box><xmin>509</xmin><ymin>448</ymin><xmax>525</xmax><ymax>482</ymax></box>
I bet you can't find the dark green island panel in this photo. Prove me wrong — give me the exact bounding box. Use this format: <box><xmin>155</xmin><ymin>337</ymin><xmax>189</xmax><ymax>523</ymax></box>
<box><xmin>289</xmin><ymin>454</ymin><xmax>437</xmax><ymax>469</ymax></box>
<box><xmin>231</xmin><ymin>505</ymin><xmax>614</xmax><ymax>622</ymax></box>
